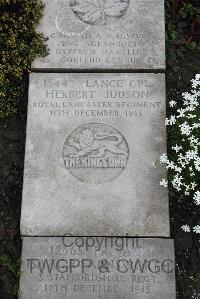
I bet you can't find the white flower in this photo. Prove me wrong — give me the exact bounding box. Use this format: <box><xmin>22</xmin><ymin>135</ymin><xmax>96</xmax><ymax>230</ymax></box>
<box><xmin>177</xmin><ymin>156</ymin><xmax>186</xmax><ymax>168</ymax></box>
<box><xmin>195</xmin><ymin>74</ymin><xmax>200</xmax><ymax>79</ymax></box>
<box><xmin>190</xmin><ymin>97</ymin><xmax>198</xmax><ymax>107</ymax></box>
<box><xmin>181</xmin><ymin>162</ymin><xmax>186</xmax><ymax>168</ymax></box>
<box><xmin>175</xmin><ymin>166</ymin><xmax>182</xmax><ymax>173</ymax></box>
<box><xmin>165</xmin><ymin>116</ymin><xmax>176</xmax><ymax>126</ymax></box>
<box><xmin>181</xmin><ymin>225</ymin><xmax>191</xmax><ymax>232</ymax></box>
<box><xmin>192</xmin><ymin>123</ymin><xmax>200</xmax><ymax>129</ymax></box>
<box><xmin>193</xmin><ymin>225</ymin><xmax>200</xmax><ymax>234</ymax></box>
<box><xmin>194</xmin><ymin>158</ymin><xmax>200</xmax><ymax>171</ymax></box>
<box><xmin>172</xmin><ymin>144</ymin><xmax>182</xmax><ymax>153</ymax></box>
<box><xmin>185</xmin><ymin>150</ymin><xmax>198</xmax><ymax>161</ymax></box>
<box><xmin>182</xmin><ymin>90</ymin><xmax>199</xmax><ymax>107</ymax></box>
<box><xmin>160</xmin><ymin>179</ymin><xmax>168</xmax><ymax>188</ymax></box>
<box><xmin>177</xmin><ymin>108</ymin><xmax>186</xmax><ymax>118</ymax></box>
<box><xmin>179</xmin><ymin>122</ymin><xmax>192</xmax><ymax>136</ymax></box>
<box><xmin>182</xmin><ymin>92</ymin><xmax>191</xmax><ymax>105</ymax></box>
<box><xmin>184</xmin><ymin>184</ymin><xmax>190</xmax><ymax>192</ymax></box>
<box><xmin>194</xmin><ymin>191</ymin><xmax>200</xmax><ymax>205</ymax></box>
<box><xmin>160</xmin><ymin>153</ymin><xmax>169</xmax><ymax>164</ymax></box>
<box><xmin>191</xmin><ymin>182</ymin><xmax>197</xmax><ymax>190</ymax></box>
<box><xmin>192</xmin><ymin>89</ymin><xmax>200</xmax><ymax>97</ymax></box>
<box><xmin>169</xmin><ymin>115</ymin><xmax>176</xmax><ymax>125</ymax></box>
<box><xmin>191</xmin><ymin>77</ymin><xmax>200</xmax><ymax>89</ymax></box>
<box><xmin>172</xmin><ymin>174</ymin><xmax>183</xmax><ymax>191</ymax></box>
<box><xmin>195</xmin><ymin>74</ymin><xmax>200</xmax><ymax>81</ymax></box>
<box><xmin>187</xmin><ymin>105</ymin><xmax>196</xmax><ymax>112</ymax></box>
<box><xmin>169</xmin><ymin>100</ymin><xmax>177</xmax><ymax>107</ymax></box>
<box><xmin>165</xmin><ymin>118</ymin><xmax>169</xmax><ymax>126</ymax></box>
<box><xmin>178</xmin><ymin>153</ymin><xmax>185</xmax><ymax>163</ymax></box>
<box><xmin>191</xmin><ymin>81</ymin><xmax>198</xmax><ymax>89</ymax></box>
<box><xmin>166</xmin><ymin>161</ymin><xmax>175</xmax><ymax>170</ymax></box>
<box><xmin>189</xmin><ymin>136</ymin><xmax>199</xmax><ymax>145</ymax></box>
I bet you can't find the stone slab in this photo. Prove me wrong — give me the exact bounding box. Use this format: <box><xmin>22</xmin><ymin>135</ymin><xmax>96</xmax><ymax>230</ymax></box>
<box><xmin>20</xmin><ymin>73</ymin><xmax>169</xmax><ymax>236</ymax></box>
<box><xmin>19</xmin><ymin>237</ymin><xmax>176</xmax><ymax>299</ymax></box>
<box><xmin>33</xmin><ymin>0</ymin><xmax>165</xmax><ymax>70</ymax></box>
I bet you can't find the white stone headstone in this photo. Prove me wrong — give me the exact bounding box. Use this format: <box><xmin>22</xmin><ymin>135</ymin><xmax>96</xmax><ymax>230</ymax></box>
<box><xmin>20</xmin><ymin>73</ymin><xmax>168</xmax><ymax>236</ymax></box>
<box><xmin>19</xmin><ymin>237</ymin><xmax>176</xmax><ymax>299</ymax></box>
<box><xmin>33</xmin><ymin>0</ymin><xmax>165</xmax><ymax>70</ymax></box>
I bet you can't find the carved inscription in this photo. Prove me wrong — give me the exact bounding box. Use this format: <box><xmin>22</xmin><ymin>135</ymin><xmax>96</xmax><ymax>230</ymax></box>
<box><xmin>49</xmin><ymin>31</ymin><xmax>148</xmax><ymax>65</ymax></box>
<box><xmin>33</xmin><ymin>0</ymin><xmax>165</xmax><ymax>69</ymax></box>
<box><xmin>21</xmin><ymin>73</ymin><xmax>168</xmax><ymax>237</ymax></box>
<box><xmin>21</xmin><ymin>238</ymin><xmax>176</xmax><ymax>298</ymax></box>
<box><xmin>31</xmin><ymin>78</ymin><xmax>162</xmax><ymax>119</ymax></box>
<box><xmin>53</xmin><ymin>1</ymin><xmax>143</xmax><ymax>65</ymax></box>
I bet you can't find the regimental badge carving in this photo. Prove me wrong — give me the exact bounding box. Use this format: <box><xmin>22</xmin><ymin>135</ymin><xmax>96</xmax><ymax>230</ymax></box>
<box><xmin>69</xmin><ymin>0</ymin><xmax>130</xmax><ymax>26</ymax></box>
<box><xmin>63</xmin><ymin>123</ymin><xmax>129</xmax><ymax>184</ymax></box>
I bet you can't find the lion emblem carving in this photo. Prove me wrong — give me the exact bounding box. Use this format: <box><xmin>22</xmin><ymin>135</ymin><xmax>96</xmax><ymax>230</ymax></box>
<box><xmin>67</xmin><ymin>128</ymin><xmax>128</xmax><ymax>158</ymax></box>
<box><xmin>63</xmin><ymin>123</ymin><xmax>129</xmax><ymax>184</ymax></box>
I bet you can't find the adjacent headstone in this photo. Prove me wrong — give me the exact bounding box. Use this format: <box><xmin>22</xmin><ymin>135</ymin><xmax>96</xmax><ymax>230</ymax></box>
<box><xmin>20</xmin><ymin>73</ymin><xmax>169</xmax><ymax>236</ymax></box>
<box><xmin>19</xmin><ymin>237</ymin><xmax>176</xmax><ymax>299</ymax></box>
<box><xmin>32</xmin><ymin>0</ymin><xmax>165</xmax><ymax>70</ymax></box>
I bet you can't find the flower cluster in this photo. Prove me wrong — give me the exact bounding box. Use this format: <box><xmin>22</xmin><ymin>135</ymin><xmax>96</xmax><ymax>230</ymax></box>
<box><xmin>160</xmin><ymin>75</ymin><xmax>200</xmax><ymax>234</ymax></box>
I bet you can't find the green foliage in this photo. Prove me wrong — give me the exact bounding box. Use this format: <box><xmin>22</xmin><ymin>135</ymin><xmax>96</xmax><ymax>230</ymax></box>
<box><xmin>166</xmin><ymin>22</ymin><xmax>177</xmax><ymax>48</ymax></box>
<box><xmin>0</xmin><ymin>0</ymin><xmax>47</xmax><ymax>118</ymax></box>
<box><xmin>0</xmin><ymin>255</ymin><xmax>21</xmax><ymax>295</ymax></box>
<box><xmin>165</xmin><ymin>0</ymin><xmax>200</xmax><ymax>54</ymax></box>
<box><xmin>180</xmin><ymin>3</ymin><xmax>200</xmax><ymax>18</ymax></box>
<box><xmin>185</xmin><ymin>41</ymin><xmax>200</xmax><ymax>50</ymax></box>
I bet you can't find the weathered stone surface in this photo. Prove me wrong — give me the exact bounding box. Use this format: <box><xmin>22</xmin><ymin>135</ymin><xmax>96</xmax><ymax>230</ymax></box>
<box><xmin>19</xmin><ymin>237</ymin><xmax>176</xmax><ymax>299</ymax></box>
<box><xmin>33</xmin><ymin>0</ymin><xmax>165</xmax><ymax>70</ymax></box>
<box><xmin>20</xmin><ymin>73</ymin><xmax>169</xmax><ymax>236</ymax></box>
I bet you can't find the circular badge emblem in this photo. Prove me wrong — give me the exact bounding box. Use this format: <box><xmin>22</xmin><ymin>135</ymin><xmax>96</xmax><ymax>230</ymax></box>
<box><xmin>63</xmin><ymin>123</ymin><xmax>129</xmax><ymax>184</ymax></box>
<box><xmin>55</xmin><ymin>0</ymin><xmax>90</xmax><ymax>36</ymax></box>
<box><xmin>69</xmin><ymin>0</ymin><xmax>130</xmax><ymax>26</ymax></box>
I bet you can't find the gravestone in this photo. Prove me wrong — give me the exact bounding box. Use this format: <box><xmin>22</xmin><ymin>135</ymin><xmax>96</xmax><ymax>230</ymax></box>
<box><xmin>19</xmin><ymin>237</ymin><xmax>176</xmax><ymax>299</ymax></box>
<box><xmin>19</xmin><ymin>0</ymin><xmax>177</xmax><ymax>297</ymax></box>
<box><xmin>32</xmin><ymin>0</ymin><xmax>165</xmax><ymax>70</ymax></box>
<box><xmin>20</xmin><ymin>72</ymin><xmax>169</xmax><ymax>237</ymax></box>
